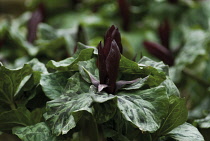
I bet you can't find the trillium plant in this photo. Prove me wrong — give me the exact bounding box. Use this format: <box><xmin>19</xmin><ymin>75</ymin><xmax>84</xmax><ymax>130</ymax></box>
<box><xmin>0</xmin><ymin>26</ymin><xmax>204</xmax><ymax>141</ymax></box>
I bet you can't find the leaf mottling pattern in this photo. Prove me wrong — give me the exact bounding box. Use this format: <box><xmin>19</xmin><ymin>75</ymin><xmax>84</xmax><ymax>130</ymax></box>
<box><xmin>117</xmin><ymin>86</ymin><xmax>169</xmax><ymax>132</ymax></box>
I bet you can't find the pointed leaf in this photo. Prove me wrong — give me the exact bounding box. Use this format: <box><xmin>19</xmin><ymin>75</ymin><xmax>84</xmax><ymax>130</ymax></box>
<box><xmin>156</xmin><ymin>95</ymin><xmax>187</xmax><ymax>136</ymax></box>
<box><xmin>120</xmin><ymin>56</ymin><xmax>166</xmax><ymax>86</ymax></box>
<box><xmin>78</xmin><ymin>58</ymin><xmax>99</xmax><ymax>84</ymax></box>
<box><xmin>166</xmin><ymin>123</ymin><xmax>204</xmax><ymax>141</ymax></box>
<box><xmin>46</xmin><ymin>48</ymin><xmax>94</xmax><ymax>71</ymax></box>
<box><xmin>117</xmin><ymin>86</ymin><xmax>169</xmax><ymax>132</ymax></box>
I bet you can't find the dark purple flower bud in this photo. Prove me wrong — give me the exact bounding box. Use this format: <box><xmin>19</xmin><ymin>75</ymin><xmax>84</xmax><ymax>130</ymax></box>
<box><xmin>98</xmin><ymin>41</ymin><xmax>108</xmax><ymax>84</ymax></box>
<box><xmin>105</xmin><ymin>40</ymin><xmax>121</xmax><ymax>93</ymax></box>
<box><xmin>27</xmin><ymin>3</ymin><xmax>45</xmax><ymax>43</ymax></box>
<box><xmin>158</xmin><ymin>20</ymin><xmax>170</xmax><ymax>49</ymax></box>
<box><xmin>97</xmin><ymin>25</ymin><xmax>123</xmax><ymax>94</ymax></box>
<box><xmin>104</xmin><ymin>25</ymin><xmax>123</xmax><ymax>54</ymax></box>
<box><xmin>117</xmin><ymin>0</ymin><xmax>130</xmax><ymax>31</ymax></box>
<box><xmin>143</xmin><ymin>41</ymin><xmax>174</xmax><ymax>66</ymax></box>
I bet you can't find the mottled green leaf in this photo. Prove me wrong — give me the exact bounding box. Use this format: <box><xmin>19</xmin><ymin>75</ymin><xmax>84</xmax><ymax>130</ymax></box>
<box><xmin>120</xmin><ymin>56</ymin><xmax>166</xmax><ymax>87</ymax></box>
<box><xmin>161</xmin><ymin>77</ymin><xmax>180</xmax><ymax>96</ymax></box>
<box><xmin>46</xmin><ymin>48</ymin><xmax>94</xmax><ymax>71</ymax></box>
<box><xmin>17</xmin><ymin>59</ymin><xmax>48</xmax><ymax>94</ymax></box>
<box><xmin>170</xmin><ymin>30</ymin><xmax>208</xmax><ymax>82</ymax></box>
<box><xmin>27</xmin><ymin>58</ymin><xmax>48</xmax><ymax>74</ymax></box>
<box><xmin>91</xmin><ymin>92</ymin><xmax>117</xmax><ymax>124</ymax></box>
<box><xmin>194</xmin><ymin>114</ymin><xmax>210</xmax><ymax>128</ymax></box>
<box><xmin>64</xmin><ymin>73</ymin><xmax>91</xmax><ymax>97</ymax></box>
<box><xmin>166</xmin><ymin>122</ymin><xmax>204</xmax><ymax>141</ymax></box>
<box><xmin>138</xmin><ymin>56</ymin><xmax>169</xmax><ymax>75</ymax></box>
<box><xmin>117</xmin><ymin>86</ymin><xmax>169</xmax><ymax>132</ymax></box>
<box><xmin>8</xmin><ymin>15</ymin><xmax>38</xmax><ymax>56</ymax></box>
<box><xmin>156</xmin><ymin>95</ymin><xmax>187</xmax><ymax>136</ymax></box>
<box><xmin>78</xmin><ymin>58</ymin><xmax>99</xmax><ymax>83</ymax></box>
<box><xmin>0</xmin><ymin>64</ymin><xmax>32</xmax><ymax>105</ymax></box>
<box><xmin>0</xmin><ymin>107</ymin><xmax>34</xmax><ymax>131</ymax></box>
<box><xmin>13</xmin><ymin>122</ymin><xmax>61</xmax><ymax>141</ymax></box>
<box><xmin>44</xmin><ymin>93</ymin><xmax>93</xmax><ymax>135</ymax></box>
<box><xmin>40</xmin><ymin>71</ymin><xmax>73</xmax><ymax>100</ymax></box>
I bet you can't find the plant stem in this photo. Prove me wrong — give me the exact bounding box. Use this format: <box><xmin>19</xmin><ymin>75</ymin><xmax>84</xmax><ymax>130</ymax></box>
<box><xmin>10</xmin><ymin>102</ymin><xmax>16</xmax><ymax>110</ymax></box>
<box><xmin>182</xmin><ymin>68</ymin><xmax>210</xmax><ymax>88</ymax></box>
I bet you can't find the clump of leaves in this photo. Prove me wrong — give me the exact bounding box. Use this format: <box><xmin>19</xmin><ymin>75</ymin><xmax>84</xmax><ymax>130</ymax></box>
<box><xmin>0</xmin><ymin>26</ymin><xmax>204</xmax><ymax>141</ymax></box>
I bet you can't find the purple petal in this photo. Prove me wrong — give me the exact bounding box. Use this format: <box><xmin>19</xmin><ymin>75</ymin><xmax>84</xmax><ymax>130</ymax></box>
<box><xmin>103</xmin><ymin>37</ymin><xmax>112</xmax><ymax>57</ymax></box>
<box><xmin>106</xmin><ymin>40</ymin><xmax>121</xmax><ymax>93</ymax></box>
<box><xmin>117</xmin><ymin>0</ymin><xmax>130</xmax><ymax>31</ymax></box>
<box><xmin>143</xmin><ymin>41</ymin><xmax>174</xmax><ymax>66</ymax></box>
<box><xmin>158</xmin><ymin>20</ymin><xmax>170</xmax><ymax>49</ymax></box>
<box><xmin>98</xmin><ymin>84</ymin><xmax>108</xmax><ymax>92</ymax></box>
<box><xmin>104</xmin><ymin>25</ymin><xmax>116</xmax><ymax>41</ymax></box>
<box><xmin>89</xmin><ymin>73</ymin><xmax>100</xmax><ymax>88</ymax></box>
<box><xmin>116</xmin><ymin>78</ymin><xmax>140</xmax><ymax>91</ymax></box>
<box><xmin>27</xmin><ymin>4</ymin><xmax>45</xmax><ymax>43</ymax></box>
<box><xmin>104</xmin><ymin>25</ymin><xmax>123</xmax><ymax>53</ymax></box>
<box><xmin>112</xmin><ymin>28</ymin><xmax>123</xmax><ymax>53</ymax></box>
<box><xmin>98</xmin><ymin>42</ymin><xmax>107</xmax><ymax>84</ymax></box>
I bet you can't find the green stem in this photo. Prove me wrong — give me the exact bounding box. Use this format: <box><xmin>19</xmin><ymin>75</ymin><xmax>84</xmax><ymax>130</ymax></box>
<box><xmin>10</xmin><ymin>102</ymin><xmax>16</xmax><ymax>110</ymax></box>
<box><xmin>183</xmin><ymin>68</ymin><xmax>210</xmax><ymax>88</ymax></box>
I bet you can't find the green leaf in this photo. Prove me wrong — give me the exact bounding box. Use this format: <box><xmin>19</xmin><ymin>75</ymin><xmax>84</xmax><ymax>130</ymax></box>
<box><xmin>64</xmin><ymin>73</ymin><xmax>90</xmax><ymax>96</ymax></box>
<box><xmin>117</xmin><ymin>86</ymin><xmax>169</xmax><ymax>132</ymax></box>
<box><xmin>17</xmin><ymin>59</ymin><xmax>48</xmax><ymax>94</ymax></box>
<box><xmin>78</xmin><ymin>58</ymin><xmax>99</xmax><ymax>83</ymax></box>
<box><xmin>0</xmin><ymin>64</ymin><xmax>32</xmax><ymax>105</ymax></box>
<box><xmin>170</xmin><ymin>30</ymin><xmax>208</xmax><ymax>82</ymax></box>
<box><xmin>161</xmin><ymin>77</ymin><xmax>180</xmax><ymax>96</ymax></box>
<box><xmin>46</xmin><ymin>48</ymin><xmax>94</xmax><ymax>71</ymax></box>
<box><xmin>13</xmin><ymin>122</ymin><xmax>61</xmax><ymax>141</ymax></box>
<box><xmin>194</xmin><ymin>114</ymin><xmax>210</xmax><ymax>128</ymax></box>
<box><xmin>0</xmin><ymin>107</ymin><xmax>34</xmax><ymax>131</ymax></box>
<box><xmin>91</xmin><ymin>91</ymin><xmax>117</xmax><ymax>124</ymax></box>
<box><xmin>166</xmin><ymin>122</ymin><xmax>204</xmax><ymax>141</ymax></box>
<box><xmin>40</xmin><ymin>71</ymin><xmax>73</xmax><ymax>100</ymax></box>
<box><xmin>44</xmin><ymin>93</ymin><xmax>93</xmax><ymax>135</ymax></box>
<box><xmin>7</xmin><ymin>15</ymin><xmax>38</xmax><ymax>56</ymax></box>
<box><xmin>27</xmin><ymin>58</ymin><xmax>48</xmax><ymax>74</ymax></box>
<box><xmin>119</xmin><ymin>56</ymin><xmax>166</xmax><ymax>87</ymax></box>
<box><xmin>156</xmin><ymin>95</ymin><xmax>187</xmax><ymax>136</ymax></box>
<box><xmin>138</xmin><ymin>56</ymin><xmax>169</xmax><ymax>75</ymax></box>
